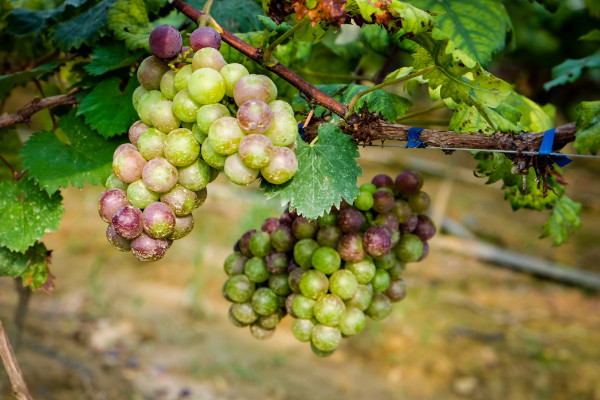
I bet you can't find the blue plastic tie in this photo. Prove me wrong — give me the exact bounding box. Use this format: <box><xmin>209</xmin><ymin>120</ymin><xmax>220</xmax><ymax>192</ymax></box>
<box><xmin>406</xmin><ymin>127</ymin><xmax>426</xmax><ymax>148</ymax></box>
<box><xmin>539</xmin><ymin>128</ymin><xmax>572</xmax><ymax>167</ymax></box>
<box><xmin>298</xmin><ymin>122</ymin><xmax>306</xmax><ymax>140</ymax></box>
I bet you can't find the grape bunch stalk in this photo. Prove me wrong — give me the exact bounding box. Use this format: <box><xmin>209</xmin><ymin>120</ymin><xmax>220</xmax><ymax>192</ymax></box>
<box><xmin>98</xmin><ymin>24</ymin><xmax>300</xmax><ymax>262</ymax></box>
<box><xmin>222</xmin><ymin>171</ymin><xmax>436</xmax><ymax>357</ymax></box>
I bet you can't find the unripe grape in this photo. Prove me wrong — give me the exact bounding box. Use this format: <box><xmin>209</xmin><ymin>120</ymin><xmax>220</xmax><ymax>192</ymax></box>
<box><xmin>142</xmin><ymin>157</ymin><xmax>178</xmax><ymax>193</ymax></box>
<box><xmin>264</xmin><ymin>111</ymin><xmax>297</xmax><ymax>147</ymax></box>
<box><xmin>192</xmin><ymin>47</ymin><xmax>226</xmax><ymax>71</ymax></box>
<box><xmin>128</xmin><ymin>120</ymin><xmax>149</xmax><ymax>146</ymax></box>
<box><xmin>268</xmin><ymin>100</ymin><xmax>294</xmax><ymax>116</ymax></box>
<box><xmin>371</xmin><ymin>174</ymin><xmax>394</xmax><ymax>190</ymax></box>
<box><xmin>190</xmin><ymin>26</ymin><xmax>221</xmax><ymax>51</ymax></box>
<box><xmin>172</xmin><ymin>89</ymin><xmax>200</xmax><ymax>123</ymax></box>
<box><xmin>311</xmin><ymin>247</ymin><xmax>341</xmax><ymax>275</ymax></box>
<box><xmin>200</xmin><ymin>140</ymin><xmax>227</xmax><ymax>169</ymax></box>
<box><xmin>292</xmin><ymin>294</ymin><xmax>316</xmax><ymax>318</ymax></box>
<box><xmin>389</xmin><ymin>261</ymin><xmax>406</xmax><ymax>280</ymax></box>
<box><xmin>261</xmin><ymin>217</ymin><xmax>280</xmax><ymax>234</ymax></box>
<box><xmin>366</xmin><ymin>293</ymin><xmax>392</xmax><ymax>321</ymax></box>
<box><xmin>291</xmin><ymin>318</ymin><xmax>316</xmax><ymax>342</ymax></box>
<box><xmin>238</xmin><ymin>229</ymin><xmax>257</xmax><ymax>258</ymax></box>
<box><xmin>311</xmin><ymin>325</ymin><xmax>341</xmax><ymax>352</ymax></box>
<box><xmin>208</xmin><ymin>117</ymin><xmax>246</xmax><ymax>156</ymax></box>
<box><xmin>269</xmin><ymin>274</ymin><xmax>291</xmax><ymax>296</ymax></box>
<box><xmin>395</xmin><ymin>170</ymin><xmax>423</xmax><ymax>196</ymax></box>
<box><xmin>224</xmin><ymin>153</ymin><xmax>259</xmax><ymax>185</ymax></box>
<box><xmin>137</xmin><ymin>128</ymin><xmax>167</xmax><ymax>160</ymax></box>
<box><xmin>293</xmin><ymin>238</ymin><xmax>319</xmax><ymax>269</ymax></box>
<box><xmin>228</xmin><ymin>310</ymin><xmax>247</xmax><ymax>327</ymax></box>
<box><xmin>270</xmin><ymin>224</ymin><xmax>296</xmax><ymax>252</ymax></box>
<box><xmin>363</xmin><ymin>226</ymin><xmax>392</xmax><ymax>257</ymax></box>
<box><xmin>98</xmin><ymin>188</ymin><xmax>130</xmax><ymax>223</ymax></box>
<box><xmin>337</xmin><ymin>207</ymin><xmax>364</xmax><ymax>233</ymax></box>
<box><xmin>151</xmin><ymin>101</ymin><xmax>180</xmax><ymax>133</ymax></box>
<box><xmin>164</xmin><ymin>128</ymin><xmax>200</xmax><ymax>167</ymax></box>
<box><xmin>160</xmin><ymin>184</ymin><xmax>197</xmax><ymax>216</ymax></box>
<box><xmin>345</xmin><ymin>284</ymin><xmax>373</xmax><ymax>311</ymax></box>
<box><xmin>329</xmin><ymin>269</ymin><xmax>358</xmax><ymax>300</ymax></box>
<box><xmin>385</xmin><ymin>278</ymin><xmax>407</xmax><ymax>302</ymax></box>
<box><xmin>188</xmin><ymin>67</ymin><xmax>225</xmax><ymax>104</ymax></box>
<box><xmin>354</xmin><ymin>190</ymin><xmax>374</xmax><ymax>211</ymax></box>
<box><xmin>142</xmin><ymin>201</ymin><xmax>176</xmax><ymax>239</ymax></box>
<box><xmin>260</xmin><ymin>146</ymin><xmax>298</xmax><ymax>185</ymax></box>
<box><xmin>220</xmin><ymin>63</ymin><xmax>249</xmax><ymax>97</ymax></box>
<box><xmin>137</xmin><ymin>90</ymin><xmax>167</xmax><ymax>125</ymax></box>
<box><xmin>112</xmin><ymin>205</ymin><xmax>143</xmax><ymax>239</ymax></box>
<box><xmin>291</xmin><ymin>216</ymin><xmax>318</xmax><ymax>239</ymax></box>
<box><xmin>224</xmin><ymin>252</ymin><xmax>247</xmax><ymax>276</ymax></box>
<box><xmin>299</xmin><ymin>269</ymin><xmax>328</xmax><ymax>300</ymax></box>
<box><xmin>314</xmin><ymin>294</ymin><xmax>345</xmax><ymax>326</ymax></box>
<box><xmin>132</xmin><ymin>86</ymin><xmax>148</xmax><ymax>111</ymax></box>
<box><xmin>316</xmin><ymin>225</ymin><xmax>342</xmax><ymax>248</ymax></box>
<box><xmin>372</xmin><ymin>268</ymin><xmax>391</xmax><ymax>293</ymax></box>
<box><xmin>131</xmin><ymin>234</ymin><xmax>171</xmax><ymax>262</ymax></box>
<box><xmin>249</xmin><ymin>323</ymin><xmax>275</xmax><ymax>340</ymax></box>
<box><xmin>112</xmin><ymin>149</ymin><xmax>147</xmax><ymax>183</ymax></box>
<box><xmin>174</xmin><ymin>64</ymin><xmax>193</xmax><ymax>92</ymax></box>
<box><xmin>337</xmin><ymin>232</ymin><xmax>365</xmax><ymax>262</ymax></box>
<box><xmin>137</xmin><ymin>56</ymin><xmax>169</xmax><ymax>90</ymax></box>
<box><xmin>395</xmin><ymin>233</ymin><xmax>424</xmax><ymax>262</ymax></box>
<box><xmin>126</xmin><ymin>179</ymin><xmax>159</xmax><ymax>209</ymax></box>
<box><xmin>317</xmin><ymin>212</ymin><xmax>338</xmax><ymax>227</ymax></box>
<box><xmin>414</xmin><ymin>214</ymin><xmax>436</xmax><ymax>241</ymax></box>
<box><xmin>374</xmin><ymin>251</ymin><xmax>395</xmax><ymax>270</ymax></box>
<box><xmin>408</xmin><ymin>191</ymin><xmax>431</xmax><ymax>214</ymax></box>
<box><xmin>231</xmin><ymin>302</ymin><xmax>258</xmax><ymax>325</ymax></box>
<box><xmin>149</xmin><ymin>24</ymin><xmax>182</xmax><ymax>59</ymax></box>
<box><xmin>159</xmin><ymin>70</ymin><xmax>176</xmax><ymax>99</ymax></box>
<box><xmin>196</xmin><ymin>103</ymin><xmax>231</xmax><ymax>137</ymax></box>
<box><xmin>257</xmin><ymin>309</ymin><xmax>283</xmax><ymax>329</ymax></box>
<box><xmin>177</xmin><ymin>158</ymin><xmax>211</xmax><ymax>191</ymax></box>
<box><xmin>106</xmin><ymin>224</ymin><xmax>131</xmax><ymax>251</ymax></box>
<box><xmin>225</xmin><ymin>274</ymin><xmax>255</xmax><ymax>303</ymax></box>
<box><xmin>345</xmin><ymin>256</ymin><xmax>376</xmax><ymax>284</ymax></box>
<box><xmin>339</xmin><ymin>307</ymin><xmax>366</xmax><ymax>336</ymax></box>
<box><xmin>233</xmin><ymin>74</ymin><xmax>272</xmax><ymax>106</ymax></box>
<box><xmin>105</xmin><ymin>173</ymin><xmax>128</xmax><ymax>190</ymax></box>
<box><xmin>168</xmin><ymin>213</ymin><xmax>194</xmax><ymax>240</ymax></box>
<box><xmin>249</xmin><ymin>231</ymin><xmax>273</xmax><ymax>258</ymax></box>
<box><xmin>372</xmin><ymin>190</ymin><xmax>395</xmax><ymax>213</ymax></box>
<box><xmin>244</xmin><ymin>257</ymin><xmax>270</xmax><ymax>283</ymax></box>
<box><xmin>237</xmin><ymin>100</ymin><xmax>272</xmax><ymax>134</ymax></box>
<box><xmin>251</xmin><ymin>287</ymin><xmax>279</xmax><ymax>316</ymax></box>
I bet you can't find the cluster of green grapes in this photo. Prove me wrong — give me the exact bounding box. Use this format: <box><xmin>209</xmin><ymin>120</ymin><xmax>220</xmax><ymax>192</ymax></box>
<box><xmin>222</xmin><ymin>171</ymin><xmax>436</xmax><ymax>356</ymax></box>
<box><xmin>98</xmin><ymin>25</ymin><xmax>299</xmax><ymax>261</ymax></box>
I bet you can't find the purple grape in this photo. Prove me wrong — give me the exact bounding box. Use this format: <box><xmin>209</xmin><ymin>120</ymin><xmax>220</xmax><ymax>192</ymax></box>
<box><xmin>414</xmin><ymin>215</ymin><xmax>436</xmax><ymax>241</ymax></box>
<box><xmin>399</xmin><ymin>214</ymin><xmax>418</xmax><ymax>234</ymax></box>
<box><xmin>137</xmin><ymin>56</ymin><xmax>170</xmax><ymax>90</ymax></box>
<box><xmin>288</xmin><ymin>267</ymin><xmax>306</xmax><ymax>293</ymax></box>
<box><xmin>113</xmin><ymin>143</ymin><xmax>137</xmax><ymax>159</ymax></box>
<box><xmin>337</xmin><ymin>207</ymin><xmax>364</xmax><ymax>233</ymax></box>
<box><xmin>190</xmin><ymin>27</ymin><xmax>221</xmax><ymax>51</ymax></box>
<box><xmin>316</xmin><ymin>225</ymin><xmax>343</xmax><ymax>248</ymax></box>
<box><xmin>363</xmin><ymin>226</ymin><xmax>392</xmax><ymax>257</ymax></box>
<box><xmin>112</xmin><ymin>205</ymin><xmax>143</xmax><ymax>239</ymax></box>
<box><xmin>112</xmin><ymin>149</ymin><xmax>147</xmax><ymax>183</ymax></box>
<box><xmin>131</xmin><ymin>234</ymin><xmax>171</xmax><ymax>262</ymax></box>
<box><xmin>373</xmin><ymin>212</ymin><xmax>400</xmax><ymax>233</ymax></box>
<box><xmin>385</xmin><ymin>278</ymin><xmax>407</xmax><ymax>302</ymax></box>
<box><xmin>371</xmin><ymin>174</ymin><xmax>394</xmax><ymax>190</ymax></box>
<box><xmin>168</xmin><ymin>214</ymin><xmax>194</xmax><ymax>240</ymax></box>
<box><xmin>142</xmin><ymin>202</ymin><xmax>176</xmax><ymax>239</ymax></box>
<box><xmin>239</xmin><ymin>229</ymin><xmax>258</xmax><ymax>258</ymax></box>
<box><xmin>237</xmin><ymin>100</ymin><xmax>273</xmax><ymax>134</ymax></box>
<box><xmin>129</xmin><ymin>121</ymin><xmax>149</xmax><ymax>146</ymax></box>
<box><xmin>233</xmin><ymin>74</ymin><xmax>272</xmax><ymax>106</ymax></box>
<box><xmin>261</xmin><ymin>217</ymin><xmax>280</xmax><ymax>234</ymax></box>
<box><xmin>337</xmin><ymin>232</ymin><xmax>365</xmax><ymax>262</ymax></box>
<box><xmin>265</xmin><ymin>252</ymin><xmax>288</xmax><ymax>274</ymax></box>
<box><xmin>106</xmin><ymin>224</ymin><xmax>131</xmax><ymax>251</ymax></box>
<box><xmin>285</xmin><ymin>293</ymin><xmax>298</xmax><ymax>317</ymax></box>
<box><xmin>372</xmin><ymin>190</ymin><xmax>394</xmax><ymax>213</ymax></box>
<box><xmin>270</xmin><ymin>225</ymin><xmax>296</xmax><ymax>252</ymax></box>
<box><xmin>98</xmin><ymin>188</ymin><xmax>130</xmax><ymax>223</ymax></box>
<box><xmin>142</xmin><ymin>157</ymin><xmax>179</xmax><ymax>193</ymax></box>
<box><xmin>194</xmin><ymin>187</ymin><xmax>207</xmax><ymax>208</ymax></box>
<box><xmin>149</xmin><ymin>24</ymin><xmax>183</xmax><ymax>59</ymax></box>
<box><xmin>395</xmin><ymin>170</ymin><xmax>423</xmax><ymax>196</ymax></box>
<box><xmin>291</xmin><ymin>216</ymin><xmax>318</xmax><ymax>239</ymax></box>
<box><xmin>418</xmin><ymin>241</ymin><xmax>429</xmax><ymax>261</ymax></box>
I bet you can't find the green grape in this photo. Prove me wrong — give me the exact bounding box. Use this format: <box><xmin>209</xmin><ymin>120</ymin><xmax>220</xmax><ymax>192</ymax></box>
<box><xmin>178</xmin><ymin>158</ymin><xmax>211</xmax><ymax>191</ymax></box>
<box><xmin>159</xmin><ymin>69</ymin><xmax>176</xmax><ymax>99</ymax></box>
<box><xmin>188</xmin><ymin>68</ymin><xmax>226</xmax><ymax>105</ymax></box>
<box><xmin>339</xmin><ymin>307</ymin><xmax>366</xmax><ymax>336</ymax></box>
<box><xmin>228</xmin><ymin>308</ymin><xmax>248</xmax><ymax>327</ymax></box>
<box><xmin>359</xmin><ymin>182</ymin><xmax>377</xmax><ymax>194</ymax></box>
<box><xmin>345</xmin><ymin>284</ymin><xmax>372</xmax><ymax>311</ymax></box>
<box><xmin>168</xmin><ymin>214</ymin><xmax>194</xmax><ymax>240</ymax></box>
<box><xmin>137</xmin><ymin>90</ymin><xmax>167</xmax><ymax>125</ymax></box>
<box><xmin>231</xmin><ymin>302</ymin><xmax>259</xmax><ymax>324</ymax></box>
<box><xmin>371</xmin><ymin>268</ymin><xmax>391</xmax><ymax>293</ymax></box>
<box><xmin>345</xmin><ymin>257</ymin><xmax>376</xmax><ymax>285</ymax></box>
<box><xmin>311</xmin><ymin>247</ymin><xmax>341</xmax><ymax>275</ymax></box>
<box><xmin>174</xmin><ymin>64</ymin><xmax>193</xmax><ymax>92</ymax></box>
<box><xmin>132</xmin><ymin>85</ymin><xmax>148</xmax><ymax>111</ymax></box>
<box><xmin>257</xmin><ymin>310</ymin><xmax>283</xmax><ymax>329</ymax></box>
<box><xmin>249</xmin><ymin>231</ymin><xmax>273</xmax><ymax>257</ymax></box>
<box><xmin>172</xmin><ymin>89</ymin><xmax>201</xmax><ymax>123</ymax></box>
<box><xmin>105</xmin><ymin>173</ymin><xmax>128</xmax><ymax>190</ymax></box>
<box><xmin>310</xmin><ymin>342</ymin><xmax>336</xmax><ymax>358</ymax></box>
<box><xmin>249</xmin><ymin>323</ymin><xmax>275</xmax><ymax>339</ymax></box>
<box><xmin>160</xmin><ymin>184</ymin><xmax>197</xmax><ymax>216</ymax></box>
<box><xmin>251</xmin><ymin>287</ymin><xmax>279</xmax><ymax>316</ymax></box>
<box><xmin>164</xmin><ymin>128</ymin><xmax>200</xmax><ymax>167</ymax></box>
<box><xmin>150</xmin><ymin>100</ymin><xmax>180</xmax><ymax>134</ymax></box>
<box><xmin>224</xmin><ymin>252</ymin><xmax>248</xmax><ymax>276</ymax></box>
<box><xmin>311</xmin><ymin>325</ymin><xmax>341</xmax><ymax>352</ymax></box>
<box><xmin>137</xmin><ymin>128</ymin><xmax>167</xmax><ymax>160</ymax></box>
<box><xmin>127</xmin><ymin>179</ymin><xmax>159</xmax><ymax>209</ymax></box>
<box><xmin>225</xmin><ymin>274</ymin><xmax>255</xmax><ymax>303</ymax></box>
<box><xmin>395</xmin><ymin>233</ymin><xmax>423</xmax><ymax>262</ymax></box>
<box><xmin>208</xmin><ymin>116</ymin><xmax>246</xmax><ymax>155</ymax></box>
<box><xmin>268</xmin><ymin>274</ymin><xmax>291</xmax><ymax>296</ymax></box>
<box><xmin>224</xmin><ymin>153</ymin><xmax>259</xmax><ymax>185</ymax></box>
<box><xmin>244</xmin><ymin>257</ymin><xmax>270</xmax><ymax>283</ymax></box>
<box><xmin>292</xmin><ymin>294</ymin><xmax>316</xmax><ymax>319</ymax></box>
<box><xmin>196</xmin><ymin>103</ymin><xmax>230</xmax><ymax>137</ymax></box>
<box><xmin>317</xmin><ymin>212</ymin><xmax>338</xmax><ymax>227</ymax></box>
<box><xmin>268</xmin><ymin>100</ymin><xmax>294</xmax><ymax>116</ymax></box>
<box><xmin>298</xmin><ymin>269</ymin><xmax>328</xmax><ymax>300</ymax></box>
<box><xmin>260</xmin><ymin>146</ymin><xmax>298</xmax><ymax>185</ymax></box>
<box><xmin>328</xmin><ymin>269</ymin><xmax>358</xmax><ymax>300</ymax></box>
<box><xmin>191</xmin><ymin>47</ymin><xmax>226</xmax><ymax>71</ymax></box>
<box><xmin>264</xmin><ymin>111</ymin><xmax>297</xmax><ymax>147</ymax></box>
<box><xmin>291</xmin><ymin>318</ymin><xmax>316</xmax><ymax>342</ymax></box>
<box><xmin>354</xmin><ymin>191</ymin><xmax>374</xmax><ymax>211</ymax></box>
<box><xmin>293</xmin><ymin>238</ymin><xmax>319</xmax><ymax>269</ymax></box>
<box><xmin>388</xmin><ymin>261</ymin><xmax>406</xmax><ymax>280</ymax></box>
<box><xmin>220</xmin><ymin>63</ymin><xmax>249</xmax><ymax>97</ymax></box>
<box><xmin>366</xmin><ymin>293</ymin><xmax>392</xmax><ymax>321</ymax></box>
<box><xmin>313</xmin><ymin>294</ymin><xmax>345</xmax><ymax>326</ymax></box>
<box><xmin>200</xmin><ymin>140</ymin><xmax>227</xmax><ymax>169</ymax></box>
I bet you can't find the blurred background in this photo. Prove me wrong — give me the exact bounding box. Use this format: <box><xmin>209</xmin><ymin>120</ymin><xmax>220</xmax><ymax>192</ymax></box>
<box><xmin>1</xmin><ymin>0</ymin><xmax>600</xmax><ymax>398</ymax></box>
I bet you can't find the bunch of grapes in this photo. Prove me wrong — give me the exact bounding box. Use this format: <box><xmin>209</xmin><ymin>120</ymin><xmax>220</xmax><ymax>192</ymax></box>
<box><xmin>98</xmin><ymin>24</ymin><xmax>299</xmax><ymax>261</ymax></box>
<box><xmin>222</xmin><ymin>171</ymin><xmax>436</xmax><ymax>356</ymax></box>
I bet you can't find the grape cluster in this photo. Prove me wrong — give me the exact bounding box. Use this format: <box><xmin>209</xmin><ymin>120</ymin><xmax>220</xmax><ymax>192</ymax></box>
<box><xmin>98</xmin><ymin>25</ymin><xmax>299</xmax><ymax>261</ymax></box>
<box><xmin>222</xmin><ymin>171</ymin><xmax>436</xmax><ymax>357</ymax></box>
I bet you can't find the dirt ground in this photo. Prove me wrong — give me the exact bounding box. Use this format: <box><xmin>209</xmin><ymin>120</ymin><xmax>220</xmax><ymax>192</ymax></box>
<box><xmin>1</xmin><ymin>147</ymin><xmax>599</xmax><ymax>400</ymax></box>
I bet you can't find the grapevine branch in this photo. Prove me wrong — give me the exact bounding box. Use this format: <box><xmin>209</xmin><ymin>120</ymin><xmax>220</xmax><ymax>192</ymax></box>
<box><xmin>0</xmin><ymin>320</ymin><xmax>33</xmax><ymax>400</ymax></box>
<box><xmin>0</xmin><ymin>88</ymin><xmax>79</xmax><ymax>131</ymax></box>
<box><xmin>170</xmin><ymin>0</ymin><xmax>578</xmax><ymax>154</ymax></box>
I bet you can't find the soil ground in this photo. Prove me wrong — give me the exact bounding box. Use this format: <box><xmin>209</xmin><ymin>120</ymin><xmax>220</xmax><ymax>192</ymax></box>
<box><xmin>1</xmin><ymin>147</ymin><xmax>599</xmax><ymax>400</ymax></box>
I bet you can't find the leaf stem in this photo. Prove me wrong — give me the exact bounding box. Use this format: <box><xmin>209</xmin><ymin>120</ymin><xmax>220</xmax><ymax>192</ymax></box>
<box><xmin>263</xmin><ymin>16</ymin><xmax>309</xmax><ymax>64</ymax></box>
<box><xmin>345</xmin><ymin>65</ymin><xmax>436</xmax><ymax>118</ymax></box>
<box><xmin>309</xmin><ymin>135</ymin><xmax>319</xmax><ymax>147</ymax></box>
<box><xmin>197</xmin><ymin>0</ymin><xmax>215</xmax><ymax>27</ymax></box>
<box><xmin>396</xmin><ymin>102</ymin><xmax>446</xmax><ymax>122</ymax></box>
<box><xmin>0</xmin><ymin>154</ymin><xmax>17</xmax><ymax>178</ymax></box>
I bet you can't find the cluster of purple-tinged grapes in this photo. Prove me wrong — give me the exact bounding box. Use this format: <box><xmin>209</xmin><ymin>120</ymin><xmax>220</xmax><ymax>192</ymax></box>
<box><xmin>98</xmin><ymin>24</ymin><xmax>299</xmax><ymax>262</ymax></box>
<box><xmin>222</xmin><ymin>171</ymin><xmax>436</xmax><ymax>357</ymax></box>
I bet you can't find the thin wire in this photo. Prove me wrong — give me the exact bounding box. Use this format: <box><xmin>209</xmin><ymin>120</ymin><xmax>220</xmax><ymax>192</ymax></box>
<box><xmin>364</xmin><ymin>143</ymin><xmax>600</xmax><ymax>159</ymax></box>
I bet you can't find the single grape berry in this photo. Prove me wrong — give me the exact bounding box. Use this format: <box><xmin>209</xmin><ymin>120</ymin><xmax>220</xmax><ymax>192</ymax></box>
<box><xmin>395</xmin><ymin>170</ymin><xmax>423</xmax><ymax>196</ymax></box>
<box><xmin>98</xmin><ymin>189</ymin><xmax>130</xmax><ymax>223</ymax></box>
<box><xmin>190</xmin><ymin>26</ymin><xmax>221</xmax><ymax>51</ymax></box>
<box><xmin>337</xmin><ymin>208</ymin><xmax>364</xmax><ymax>233</ymax></box>
<box><xmin>371</xmin><ymin>174</ymin><xmax>394</xmax><ymax>190</ymax></box>
<box><xmin>149</xmin><ymin>25</ymin><xmax>183</xmax><ymax>59</ymax></box>
<box><xmin>131</xmin><ymin>234</ymin><xmax>171</xmax><ymax>262</ymax></box>
<box><xmin>363</xmin><ymin>226</ymin><xmax>392</xmax><ymax>258</ymax></box>
<box><xmin>112</xmin><ymin>205</ymin><xmax>143</xmax><ymax>239</ymax></box>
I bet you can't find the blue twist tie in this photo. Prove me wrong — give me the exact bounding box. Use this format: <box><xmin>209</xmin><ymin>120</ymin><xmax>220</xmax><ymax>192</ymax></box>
<box><xmin>298</xmin><ymin>122</ymin><xmax>306</xmax><ymax>140</ymax></box>
<box><xmin>406</xmin><ymin>127</ymin><xmax>426</xmax><ymax>148</ymax></box>
<box><xmin>539</xmin><ymin>128</ymin><xmax>572</xmax><ymax>167</ymax></box>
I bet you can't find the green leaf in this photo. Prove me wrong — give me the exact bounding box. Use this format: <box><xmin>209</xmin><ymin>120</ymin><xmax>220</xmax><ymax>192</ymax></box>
<box><xmin>21</xmin><ymin>111</ymin><xmax>122</xmax><ymax>194</ymax></box>
<box><xmin>541</xmin><ymin>195</ymin><xmax>582</xmax><ymax>246</ymax></box>
<box><xmin>108</xmin><ymin>0</ymin><xmax>153</xmax><ymax>51</ymax></box>
<box><xmin>361</xmin><ymin>24</ymin><xmax>390</xmax><ymax>55</ymax></box>
<box><xmin>504</xmin><ymin>171</ymin><xmax>563</xmax><ymax>211</ymax></box>
<box><xmin>586</xmin><ymin>0</ymin><xmax>600</xmax><ymax>18</ymax></box>
<box><xmin>261</xmin><ymin>124</ymin><xmax>362</xmax><ymax>219</ymax></box>
<box><xmin>343</xmin><ymin>84</ymin><xmax>412</xmax><ymax>122</ymax></box>
<box><xmin>0</xmin><ymin>242</ymin><xmax>49</xmax><ymax>281</ymax></box>
<box><xmin>413</xmin><ymin>32</ymin><xmax>513</xmax><ymax>110</ymax></box>
<box><xmin>6</xmin><ymin>0</ymin><xmax>90</xmax><ymax>36</ymax></box>
<box><xmin>20</xmin><ymin>243</ymin><xmax>52</xmax><ymax>289</ymax></box>
<box><xmin>257</xmin><ymin>15</ymin><xmax>292</xmax><ymax>35</ymax></box>
<box><xmin>0</xmin><ymin>178</ymin><xmax>64</xmax><ymax>252</ymax></box>
<box><xmin>574</xmin><ymin>101</ymin><xmax>600</xmax><ymax>155</ymax></box>
<box><xmin>384</xmin><ymin>67</ymin><xmax>415</xmax><ymax>83</ymax></box>
<box><xmin>348</xmin><ymin>0</ymin><xmax>435</xmax><ymax>37</ymax></box>
<box><xmin>503</xmin><ymin>94</ymin><xmax>554</xmax><ymax>132</ymax></box>
<box><xmin>52</xmin><ymin>0</ymin><xmax>117</xmax><ymax>51</ymax></box>
<box><xmin>544</xmin><ymin>50</ymin><xmax>600</xmax><ymax>90</ymax></box>
<box><xmin>406</xmin><ymin>0</ymin><xmax>512</xmax><ymax>66</ymax></box>
<box><xmin>0</xmin><ymin>129</ymin><xmax>24</xmax><ymax>181</ymax></box>
<box><xmin>0</xmin><ymin>63</ymin><xmax>59</xmax><ymax>99</ymax></box>
<box><xmin>579</xmin><ymin>29</ymin><xmax>600</xmax><ymax>41</ymax></box>
<box><xmin>85</xmin><ymin>41</ymin><xmax>143</xmax><ymax>76</ymax></box>
<box><xmin>78</xmin><ymin>76</ymin><xmax>139</xmax><ymax>138</ymax></box>
<box><xmin>188</xmin><ymin>0</ymin><xmax>265</xmax><ymax>32</ymax></box>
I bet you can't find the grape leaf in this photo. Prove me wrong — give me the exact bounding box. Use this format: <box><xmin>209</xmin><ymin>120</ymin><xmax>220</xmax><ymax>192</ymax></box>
<box><xmin>20</xmin><ymin>243</ymin><xmax>53</xmax><ymax>290</ymax></box>
<box><xmin>0</xmin><ymin>178</ymin><xmax>64</xmax><ymax>253</ymax></box>
<box><xmin>406</xmin><ymin>0</ymin><xmax>512</xmax><ymax>66</ymax></box>
<box><xmin>20</xmin><ymin>111</ymin><xmax>122</xmax><ymax>194</ymax></box>
<box><xmin>347</xmin><ymin>0</ymin><xmax>435</xmax><ymax>36</ymax></box>
<box><xmin>77</xmin><ymin>76</ymin><xmax>139</xmax><ymax>138</ymax></box>
<box><xmin>108</xmin><ymin>0</ymin><xmax>153</xmax><ymax>51</ymax></box>
<box><xmin>0</xmin><ymin>63</ymin><xmax>59</xmax><ymax>100</ymax></box>
<box><xmin>85</xmin><ymin>42</ymin><xmax>143</xmax><ymax>76</ymax></box>
<box><xmin>6</xmin><ymin>0</ymin><xmax>90</xmax><ymax>36</ymax></box>
<box><xmin>541</xmin><ymin>195</ymin><xmax>582</xmax><ymax>246</ymax></box>
<box><xmin>412</xmin><ymin>32</ymin><xmax>513</xmax><ymax>110</ymax></box>
<box><xmin>0</xmin><ymin>242</ymin><xmax>49</xmax><ymax>282</ymax></box>
<box><xmin>342</xmin><ymin>84</ymin><xmax>412</xmax><ymax>122</ymax></box>
<box><xmin>188</xmin><ymin>0</ymin><xmax>265</xmax><ymax>32</ymax></box>
<box><xmin>574</xmin><ymin>101</ymin><xmax>600</xmax><ymax>155</ymax></box>
<box><xmin>361</xmin><ymin>24</ymin><xmax>390</xmax><ymax>55</ymax></box>
<box><xmin>261</xmin><ymin>124</ymin><xmax>362</xmax><ymax>219</ymax></box>
<box><xmin>544</xmin><ymin>50</ymin><xmax>600</xmax><ymax>90</ymax></box>
<box><xmin>51</xmin><ymin>0</ymin><xmax>117</xmax><ymax>51</ymax></box>
<box><xmin>503</xmin><ymin>171</ymin><xmax>563</xmax><ymax>211</ymax></box>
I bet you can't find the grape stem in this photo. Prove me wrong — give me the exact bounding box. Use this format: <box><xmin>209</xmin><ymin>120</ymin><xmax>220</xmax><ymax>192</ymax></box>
<box><xmin>170</xmin><ymin>0</ymin><xmax>580</xmax><ymax>153</ymax></box>
<box><xmin>263</xmin><ymin>15</ymin><xmax>309</xmax><ymax>65</ymax></box>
